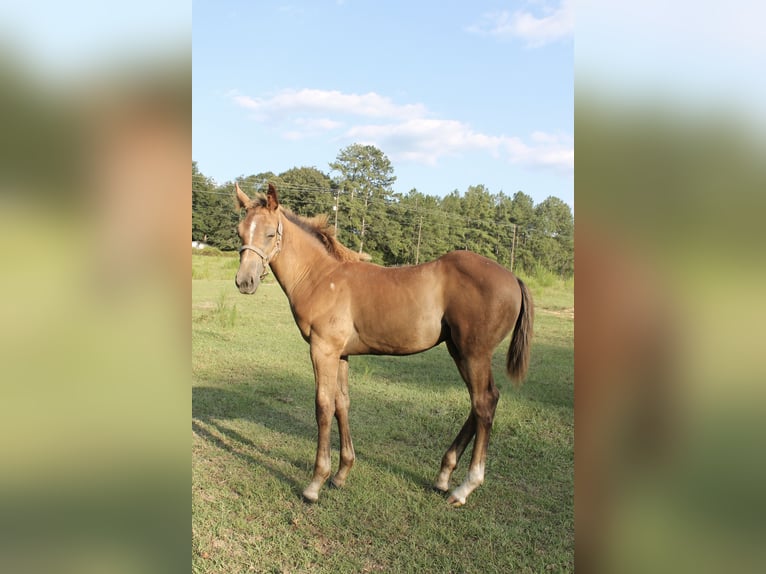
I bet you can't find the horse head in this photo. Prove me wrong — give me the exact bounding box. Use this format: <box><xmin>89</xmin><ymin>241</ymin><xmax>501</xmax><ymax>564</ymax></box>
<box><xmin>235</xmin><ymin>182</ymin><xmax>283</xmax><ymax>294</ymax></box>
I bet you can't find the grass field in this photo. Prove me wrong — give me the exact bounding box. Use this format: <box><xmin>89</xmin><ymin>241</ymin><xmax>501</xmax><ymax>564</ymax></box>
<box><xmin>192</xmin><ymin>252</ymin><xmax>573</xmax><ymax>573</ymax></box>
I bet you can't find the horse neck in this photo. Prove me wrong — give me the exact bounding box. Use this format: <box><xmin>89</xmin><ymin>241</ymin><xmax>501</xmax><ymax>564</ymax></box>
<box><xmin>269</xmin><ymin>215</ymin><xmax>338</xmax><ymax>300</ymax></box>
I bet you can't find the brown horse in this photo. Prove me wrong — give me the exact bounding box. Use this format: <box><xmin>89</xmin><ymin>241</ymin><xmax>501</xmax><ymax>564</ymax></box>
<box><xmin>235</xmin><ymin>182</ymin><xmax>534</xmax><ymax>506</ymax></box>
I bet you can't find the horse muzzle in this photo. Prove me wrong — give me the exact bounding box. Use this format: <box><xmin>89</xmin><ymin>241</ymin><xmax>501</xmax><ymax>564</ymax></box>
<box><xmin>235</xmin><ymin>266</ymin><xmax>262</xmax><ymax>294</ymax></box>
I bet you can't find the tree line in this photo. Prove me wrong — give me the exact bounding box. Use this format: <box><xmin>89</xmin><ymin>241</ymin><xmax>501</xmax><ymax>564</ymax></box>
<box><xmin>192</xmin><ymin>144</ymin><xmax>573</xmax><ymax>276</ymax></box>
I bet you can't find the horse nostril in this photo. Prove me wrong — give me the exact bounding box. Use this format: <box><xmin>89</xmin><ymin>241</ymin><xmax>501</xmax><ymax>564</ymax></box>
<box><xmin>236</xmin><ymin>273</ymin><xmax>256</xmax><ymax>293</ymax></box>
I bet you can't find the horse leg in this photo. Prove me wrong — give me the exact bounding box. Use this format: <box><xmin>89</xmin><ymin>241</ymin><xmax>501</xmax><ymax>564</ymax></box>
<box><xmin>434</xmin><ymin>413</ymin><xmax>476</xmax><ymax>492</ymax></box>
<box><xmin>435</xmin><ymin>340</ymin><xmax>478</xmax><ymax>493</ymax></box>
<box><xmin>447</xmin><ymin>356</ymin><xmax>499</xmax><ymax>507</ymax></box>
<box><xmin>302</xmin><ymin>345</ymin><xmax>340</xmax><ymax>503</ymax></box>
<box><xmin>331</xmin><ymin>356</ymin><xmax>355</xmax><ymax>488</ymax></box>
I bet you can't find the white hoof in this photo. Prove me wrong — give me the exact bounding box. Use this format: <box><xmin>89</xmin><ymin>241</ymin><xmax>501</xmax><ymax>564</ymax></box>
<box><xmin>302</xmin><ymin>486</ymin><xmax>320</xmax><ymax>503</ymax></box>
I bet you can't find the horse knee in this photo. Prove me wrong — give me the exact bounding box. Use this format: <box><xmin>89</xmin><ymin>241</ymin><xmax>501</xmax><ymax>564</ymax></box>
<box><xmin>315</xmin><ymin>396</ymin><xmax>335</xmax><ymax>424</ymax></box>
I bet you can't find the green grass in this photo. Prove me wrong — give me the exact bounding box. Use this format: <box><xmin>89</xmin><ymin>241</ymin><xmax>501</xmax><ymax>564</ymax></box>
<box><xmin>517</xmin><ymin>269</ymin><xmax>574</xmax><ymax>314</ymax></box>
<box><xmin>191</xmin><ymin>250</ymin><xmax>240</xmax><ymax>280</ymax></box>
<box><xmin>192</xmin><ymin>254</ymin><xmax>573</xmax><ymax>573</ymax></box>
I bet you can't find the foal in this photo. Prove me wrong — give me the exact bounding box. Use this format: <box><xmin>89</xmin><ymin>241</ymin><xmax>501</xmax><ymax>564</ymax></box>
<box><xmin>235</xmin><ymin>183</ymin><xmax>534</xmax><ymax>506</ymax></box>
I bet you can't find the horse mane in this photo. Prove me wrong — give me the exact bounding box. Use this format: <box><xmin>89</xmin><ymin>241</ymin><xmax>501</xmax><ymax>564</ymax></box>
<box><xmin>285</xmin><ymin>211</ymin><xmax>372</xmax><ymax>262</ymax></box>
<box><xmin>249</xmin><ymin>193</ymin><xmax>371</xmax><ymax>263</ymax></box>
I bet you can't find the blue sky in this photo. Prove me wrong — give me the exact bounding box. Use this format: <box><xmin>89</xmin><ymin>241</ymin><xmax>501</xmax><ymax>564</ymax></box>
<box><xmin>193</xmin><ymin>0</ymin><xmax>573</xmax><ymax>207</ymax></box>
<box><xmin>0</xmin><ymin>1</ymin><xmax>189</xmax><ymax>76</ymax></box>
<box><xmin>577</xmin><ymin>0</ymin><xmax>766</xmax><ymax>127</ymax></box>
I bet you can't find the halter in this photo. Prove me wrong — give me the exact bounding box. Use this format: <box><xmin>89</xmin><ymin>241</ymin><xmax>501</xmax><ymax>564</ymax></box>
<box><xmin>238</xmin><ymin>216</ymin><xmax>283</xmax><ymax>279</ymax></box>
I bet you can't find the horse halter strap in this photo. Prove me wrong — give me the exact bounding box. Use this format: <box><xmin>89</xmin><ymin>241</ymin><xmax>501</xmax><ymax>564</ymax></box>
<box><xmin>238</xmin><ymin>216</ymin><xmax>283</xmax><ymax>279</ymax></box>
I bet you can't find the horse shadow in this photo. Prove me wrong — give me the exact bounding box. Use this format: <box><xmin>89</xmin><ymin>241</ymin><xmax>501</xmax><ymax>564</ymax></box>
<box><xmin>191</xmin><ymin>418</ymin><xmax>305</xmax><ymax>494</ymax></box>
<box><xmin>193</xmin><ymin>338</ymin><xmax>572</xmax><ymax>501</ymax></box>
<box><xmin>192</xmin><ymin>377</ymin><xmax>434</xmax><ymax>499</ymax></box>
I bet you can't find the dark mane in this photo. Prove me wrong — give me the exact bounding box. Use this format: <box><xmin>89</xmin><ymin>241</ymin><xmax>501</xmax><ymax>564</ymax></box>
<box><xmin>248</xmin><ymin>193</ymin><xmax>369</xmax><ymax>262</ymax></box>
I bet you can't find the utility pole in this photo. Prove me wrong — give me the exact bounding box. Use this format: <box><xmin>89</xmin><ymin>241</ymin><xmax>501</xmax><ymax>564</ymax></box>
<box><xmin>510</xmin><ymin>223</ymin><xmax>517</xmax><ymax>272</ymax></box>
<box><xmin>359</xmin><ymin>215</ymin><xmax>366</xmax><ymax>253</ymax></box>
<box><xmin>333</xmin><ymin>187</ymin><xmax>339</xmax><ymax>234</ymax></box>
<box><xmin>415</xmin><ymin>216</ymin><xmax>423</xmax><ymax>265</ymax></box>
<box><xmin>358</xmin><ymin>187</ymin><xmax>369</xmax><ymax>253</ymax></box>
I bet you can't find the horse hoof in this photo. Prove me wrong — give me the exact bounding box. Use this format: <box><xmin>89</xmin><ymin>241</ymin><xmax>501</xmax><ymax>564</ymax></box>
<box><xmin>447</xmin><ymin>494</ymin><xmax>465</xmax><ymax>507</ymax></box>
<box><xmin>329</xmin><ymin>478</ymin><xmax>344</xmax><ymax>489</ymax></box>
<box><xmin>301</xmin><ymin>489</ymin><xmax>319</xmax><ymax>504</ymax></box>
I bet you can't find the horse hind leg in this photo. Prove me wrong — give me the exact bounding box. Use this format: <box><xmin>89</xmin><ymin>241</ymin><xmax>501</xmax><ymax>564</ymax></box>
<box><xmin>440</xmin><ymin>346</ymin><xmax>500</xmax><ymax>507</ymax></box>
<box><xmin>434</xmin><ymin>339</ymin><xmax>473</xmax><ymax>492</ymax></box>
<box><xmin>434</xmin><ymin>412</ymin><xmax>476</xmax><ymax>492</ymax></box>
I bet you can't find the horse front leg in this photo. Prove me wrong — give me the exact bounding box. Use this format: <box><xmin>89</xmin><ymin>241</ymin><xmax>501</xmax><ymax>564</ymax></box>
<box><xmin>302</xmin><ymin>345</ymin><xmax>339</xmax><ymax>503</ymax></box>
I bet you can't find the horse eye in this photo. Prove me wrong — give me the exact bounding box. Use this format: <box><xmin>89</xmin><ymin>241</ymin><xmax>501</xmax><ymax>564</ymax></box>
<box><xmin>266</xmin><ymin>231</ymin><xmax>276</xmax><ymax>238</ymax></box>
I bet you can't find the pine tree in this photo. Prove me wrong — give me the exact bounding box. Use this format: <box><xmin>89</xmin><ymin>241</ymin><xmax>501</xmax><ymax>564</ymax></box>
<box><xmin>329</xmin><ymin>144</ymin><xmax>397</xmax><ymax>261</ymax></box>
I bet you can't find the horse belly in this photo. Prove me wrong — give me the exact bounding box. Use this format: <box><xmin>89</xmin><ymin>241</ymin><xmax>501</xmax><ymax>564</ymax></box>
<box><xmin>352</xmin><ymin>307</ymin><xmax>444</xmax><ymax>356</ymax></box>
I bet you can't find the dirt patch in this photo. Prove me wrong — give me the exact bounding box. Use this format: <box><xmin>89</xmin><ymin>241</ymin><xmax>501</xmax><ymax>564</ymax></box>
<box><xmin>540</xmin><ymin>307</ymin><xmax>574</xmax><ymax>319</ymax></box>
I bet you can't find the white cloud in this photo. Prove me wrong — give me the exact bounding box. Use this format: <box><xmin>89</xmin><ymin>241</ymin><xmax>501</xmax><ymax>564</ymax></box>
<box><xmin>347</xmin><ymin>120</ymin><xmax>572</xmax><ymax>175</ymax></box>
<box><xmin>345</xmin><ymin>119</ymin><xmax>504</xmax><ymax>165</ymax></box>
<box><xmin>469</xmin><ymin>0</ymin><xmax>573</xmax><ymax>47</ymax></box>
<box><xmin>505</xmin><ymin>133</ymin><xmax>574</xmax><ymax>173</ymax></box>
<box><xmin>281</xmin><ymin>117</ymin><xmax>344</xmax><ymax>141</ymax></box>
<box><xmin>296</xmin><ymin>117</ymin><xmax>344</xmax><ymax>130</ymax></box>
<box><xmin>232</xmin><ymin>88</ymin><xmax>426</xmax><ymax>121</ymax></box>
<box><xmin>230</xmin><ymin>88</ymin><xmax>572</xmax><ymax>175</ymax></box>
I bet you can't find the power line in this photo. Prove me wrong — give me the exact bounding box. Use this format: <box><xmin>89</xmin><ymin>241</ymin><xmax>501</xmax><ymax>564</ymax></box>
<box><xmin>191</xmin><ymin>186</ymin><xmax>551</xmax><ymax>235</ymax></box>
<box><xmin>191</xmin><ymin>174</ymin><xmax>553</xmax><ymax>211</ymax></box>
<box><xmin>191</xmin><ymin>172</ymin><xmax>572</xmax><ymax>239</ymax></box>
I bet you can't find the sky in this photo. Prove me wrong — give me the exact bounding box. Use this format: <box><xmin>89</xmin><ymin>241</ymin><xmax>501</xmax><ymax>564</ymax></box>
<box><xmin>192</xmin><ymin>0</ymin><xmax>573</xmax><ymax>207</ymax></box>
<box><xmin>576</xmin><ymin>0</ymin><xmax>766</xmax><ymax>126</ymax></box>
<box><xmin>0</xmin><ymin>1</ymin><xmax>189</xmax><ymax>76</ymax></box>
<box><xmin>2</xmin><ymin>1</ymin><xmax>763</xmax><ymax>214</ymax></box>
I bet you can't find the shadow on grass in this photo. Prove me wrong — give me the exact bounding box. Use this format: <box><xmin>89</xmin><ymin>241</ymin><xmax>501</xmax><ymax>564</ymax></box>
<box><xmin>192</xmin><ymin>340</ymin><xmax>572</xmax><ymax>503</ymax></box>
<box><xmin>348</xmin><ymin>341</ymin><xmax>573</xmax><ymax>409</ymax></box>
<box><xmin>193</xmin><ymin>379</ymin><xmax>436</xmax><ymax>498</ymax></box>
<box><xmin>192</xmin><ymin>418</ymin><xmax>305</xmax><ymax>496</ymax></box>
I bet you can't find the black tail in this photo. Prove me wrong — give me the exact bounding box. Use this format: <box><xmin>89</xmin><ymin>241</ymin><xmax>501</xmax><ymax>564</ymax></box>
<box><xmin>506</xmin><ymin>278</ymin><xmax>534</xmax><ymax>385</ymax></box>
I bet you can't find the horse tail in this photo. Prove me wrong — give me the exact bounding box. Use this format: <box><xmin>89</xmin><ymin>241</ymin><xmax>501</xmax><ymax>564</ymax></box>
<box><xmin>507</xmin><ymin>277</ymin><xmax>534</xmax><ymax>386</ymax></box>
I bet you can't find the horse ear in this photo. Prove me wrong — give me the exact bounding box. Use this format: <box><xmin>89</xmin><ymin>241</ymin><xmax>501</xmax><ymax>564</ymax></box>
<box><xmin>266</xmin><ymin>182</ymin><xmax>280</xmax><ymax>211</ymax></box>
<box><xmin>235</xmin><ymin>182</ymin><xmax>252</xmax><ymax>210</ymax></box>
